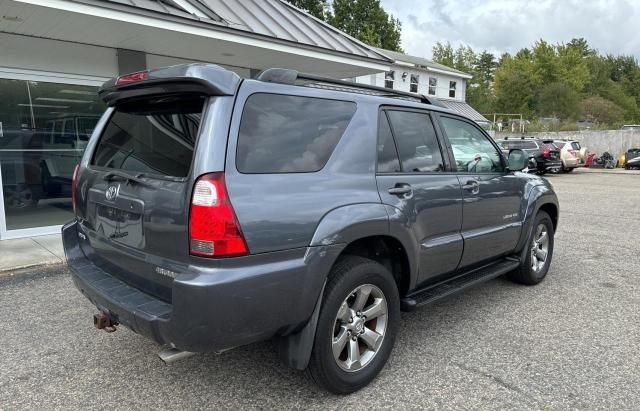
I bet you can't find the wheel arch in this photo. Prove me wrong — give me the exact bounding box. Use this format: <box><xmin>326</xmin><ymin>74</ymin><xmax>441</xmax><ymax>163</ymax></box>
<box><xmin>516</xmin><ymin>183</ymin><xmax>559</xmax><ymax>254</ymax></box>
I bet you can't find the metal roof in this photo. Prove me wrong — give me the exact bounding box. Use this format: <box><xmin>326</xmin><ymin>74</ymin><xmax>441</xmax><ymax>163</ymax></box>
<box><xmin>89</xmin><ymin>0</ymin><xmax>388</xmax><ymax>62</ymax></box>
<box><xmin>374</xmin><ymin>47</ymin><xmax>472</xmax><ymax>78</ymax></box>
<box><xmin>436</xmin><ymin>99</ymin><xmax>489</xmax><ymax>123</ymax></box>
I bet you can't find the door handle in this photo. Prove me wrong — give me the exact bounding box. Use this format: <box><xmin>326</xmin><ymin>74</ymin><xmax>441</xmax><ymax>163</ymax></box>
<box><xmin>462</xmin><ymin>180</ymin><xmax>480</xmax><ymax>194</ymax></box>
<box><xmin>388</xmin><ymin>184</ymin><xmax>412</xmax><ymax>197</ymax></box>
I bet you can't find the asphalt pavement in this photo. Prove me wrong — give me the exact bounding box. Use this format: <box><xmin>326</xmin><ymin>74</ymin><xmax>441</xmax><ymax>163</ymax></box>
<box><xmin>1</xmin><ymin>170</ymin><xmax>638</xmax><ymax>410</ymax></box>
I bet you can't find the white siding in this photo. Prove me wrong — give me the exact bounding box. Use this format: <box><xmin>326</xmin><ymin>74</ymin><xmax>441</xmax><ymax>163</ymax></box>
<box><xmin>0</xmin><ymin>33</ymin><xmax>117</xmax><ymax>78</ymax></box>
<box><xmin>355</xmin><ymin>65</ymin><xmax>466</xmax><ymax>102</ymax></box>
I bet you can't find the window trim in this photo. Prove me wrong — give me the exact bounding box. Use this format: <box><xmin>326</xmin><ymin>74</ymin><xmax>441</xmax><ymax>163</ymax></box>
<box><xmin>375</xmin><ymin>106</ymin><xmax>455</xmax><ymax>175</ymax></box>
<box><xmin>234</xmin><ymin>92</ymin><xmax>357</xmax><ymax>175</ymax></box>
<box><xmin>409</xmin><ymin>74</ymin><xmax>419</xmax><ymax>93</ymax></box>
<box><xmin>435</xmin><ymin>112</ymin><xmax>507</xmax><ymax>174</ymax></box>
<box><xmin>384</xmin><ymin>70</ymin><xmax>395</xmax><ymax>89</ymax></box>
<box><xmin>449</xmin><ymin>81</ymin><xmax>457</xmax><ymax>98</ymax></box>
<box><xmin>428</xmin><ymin>77</ymin><xmax>437</xmax><ymax>96</ymax></box>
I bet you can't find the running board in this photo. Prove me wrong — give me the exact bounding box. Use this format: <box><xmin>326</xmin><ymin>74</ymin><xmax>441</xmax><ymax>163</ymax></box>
<box><xmin>401</xmin><ymin>258</ymin><xmax>520</xmax><ymax>311</ymax></box>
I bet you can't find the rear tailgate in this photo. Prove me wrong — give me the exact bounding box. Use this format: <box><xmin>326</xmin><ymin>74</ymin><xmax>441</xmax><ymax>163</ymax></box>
<box><xmin>72</xmin><ymin>65</ymin><xmax>240</xmax><ymax>302</ymax></box>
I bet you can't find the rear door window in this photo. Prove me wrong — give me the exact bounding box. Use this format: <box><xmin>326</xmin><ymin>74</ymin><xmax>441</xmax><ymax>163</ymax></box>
<box><xmin>237</xmin><ymin>94</ymin><xmax>356</xmax><ymax>173</ymax></box>
<box><xmin>376</xmin><ymin>113</ymin><xmax>401</xmax><ymax>173</ymax></box>
<box><xmin>91</xmin><ymin>95</ymin><xmax>205</xmax><ymax>178</ymax></box>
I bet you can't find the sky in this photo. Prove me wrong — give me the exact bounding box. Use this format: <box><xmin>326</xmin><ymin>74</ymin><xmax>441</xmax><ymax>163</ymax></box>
<box><xmin>380</xmin><ymin>0</ymin><xmax>640</xmax><ymax>60</ymax></box>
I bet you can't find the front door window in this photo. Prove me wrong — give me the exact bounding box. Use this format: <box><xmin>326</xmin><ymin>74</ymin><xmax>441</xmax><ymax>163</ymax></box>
<box><xmin>440</xmin><ymin>116</ymin><xmax>504</xmax><ymax>173</ymax></box>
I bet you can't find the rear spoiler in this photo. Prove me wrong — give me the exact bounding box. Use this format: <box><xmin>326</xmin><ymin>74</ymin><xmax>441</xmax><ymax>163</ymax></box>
<box><xmin>99</xmin><ymin>63</ymin><xmax>241</xmax><ymax>106</ymax></box>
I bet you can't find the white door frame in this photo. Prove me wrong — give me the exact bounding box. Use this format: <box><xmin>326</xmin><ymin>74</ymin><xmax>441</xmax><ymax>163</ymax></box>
<box><xmin>0</xmin><ymin>66</ymin><xmax>109</xmax><ymax>240</ymax></box>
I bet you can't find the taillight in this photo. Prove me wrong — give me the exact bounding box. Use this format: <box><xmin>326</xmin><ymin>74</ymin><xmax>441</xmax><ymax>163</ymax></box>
<box><xmin>71</xmin><ymin>164</ymin><xmax>79</xmax><ymax>214</ymax></box>
<box><xmin>189</xmin><ymin>173</ymin><xmax>248</xmax><ymax>258</ymax></box>
<box><xmin>567</xmin><ymin>149</ymin><xmax>576</xmax><ymax>157</ymax></box>
<box><xmin>116</xmin><ymin>70</ymin><xmax>149</xmax><ymax>85</ymax></box>
<box><xmin>543</xmin><ymin>144</ymin><xmax>551</xmax><ymax>159</ymax></box>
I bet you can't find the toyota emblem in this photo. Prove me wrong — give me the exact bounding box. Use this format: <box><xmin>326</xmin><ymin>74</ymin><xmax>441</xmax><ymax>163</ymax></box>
<box><xmin>105</xmin><ymin>185</ymin><xmax>119</xmax><ymax>201</ymax></box>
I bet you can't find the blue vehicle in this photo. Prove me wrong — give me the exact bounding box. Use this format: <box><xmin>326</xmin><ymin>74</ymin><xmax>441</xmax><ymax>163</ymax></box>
<box><xmin>63</xmin><ymin>64</ymin><xmax>559</xmax><ymax>393</ymax></box>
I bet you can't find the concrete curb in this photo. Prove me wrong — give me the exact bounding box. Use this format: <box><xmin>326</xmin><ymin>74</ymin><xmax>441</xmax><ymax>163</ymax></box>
<box><xmin>0</xmin><ymin>261</ymin><xmax>64</xmax><ymax>276</ymax></box>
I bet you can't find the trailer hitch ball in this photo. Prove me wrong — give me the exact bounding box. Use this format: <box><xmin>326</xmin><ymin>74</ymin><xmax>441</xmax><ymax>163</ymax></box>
<box><xmin>94</xmin><ymin>312</ymin><xmax>117</xmax><ymax>333</ymax></box>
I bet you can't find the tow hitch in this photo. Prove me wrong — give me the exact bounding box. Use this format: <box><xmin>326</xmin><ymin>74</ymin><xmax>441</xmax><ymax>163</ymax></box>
<box><xmin>93</xmin><ymin>312</ymin><xmax>118</xmax><ymax>332</ymax></box>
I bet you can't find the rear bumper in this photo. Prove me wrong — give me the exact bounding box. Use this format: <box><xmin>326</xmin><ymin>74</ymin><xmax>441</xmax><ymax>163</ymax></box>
<box><xmin>563</xmin><ymin>158</ymin><xmax>582</xmax><ymax>168</ymax></box>
<box><xmin>541</xmin><ymin>160</ymin><xmax>562</xmax><ymax>171</ymax></box>
<box><xmin>62</xmin><ymin>221</ymin><xmax>341</xmax><ymax>352</ymax></box>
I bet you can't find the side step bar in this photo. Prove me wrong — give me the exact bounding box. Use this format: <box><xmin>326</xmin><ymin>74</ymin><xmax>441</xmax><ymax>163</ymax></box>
<box><xmin>401</xmin><ymin>258</ymin><xmax>520</xmax><ymax>311</ymax></box>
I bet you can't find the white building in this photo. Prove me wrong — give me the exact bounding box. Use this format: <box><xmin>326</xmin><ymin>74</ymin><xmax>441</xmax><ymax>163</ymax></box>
<box><xmin>0</xmin><ymin>0</ymin><xmax>393</xmax><ymax>240</ymax></box>
<box><xmin>355</xmin><ymin>48</ymin><xmax>489</xmax><ymax>124</ymax></box>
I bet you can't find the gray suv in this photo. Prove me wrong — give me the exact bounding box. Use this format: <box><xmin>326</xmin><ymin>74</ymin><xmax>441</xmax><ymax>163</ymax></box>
<box><xmin>63</xmin><ymin>64</ymin><xmax>559</xmax><ymax>394</ymax></box>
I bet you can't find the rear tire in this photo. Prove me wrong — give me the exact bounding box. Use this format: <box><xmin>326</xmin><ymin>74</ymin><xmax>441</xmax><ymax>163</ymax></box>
<box><xmin>508</xmin><ymin>211</ymin><xmax>554</xmax><ymax>285</ymax></box>
<box><xmin>563</xmin><ymin>167</ymin><xmax>574</xmax><ymax>173</ymax></box>
<box><xmin>306</xmin><ymin>256</ymin><xmax>400</xmax><ymax>394</ymax></box>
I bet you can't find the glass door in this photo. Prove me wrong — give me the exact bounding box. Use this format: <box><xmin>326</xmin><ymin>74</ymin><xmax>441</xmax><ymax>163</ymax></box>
<box><xmin>0</xmin><ymin>71</ymin><xmax>106</xmax><ymax>239</ymax></box>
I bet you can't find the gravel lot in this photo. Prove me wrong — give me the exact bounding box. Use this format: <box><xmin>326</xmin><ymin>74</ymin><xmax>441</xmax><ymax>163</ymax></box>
<box><xmin>1</xmin><ymin>170</ymin><xmax>638</xmax><ymax>410</ymax></box>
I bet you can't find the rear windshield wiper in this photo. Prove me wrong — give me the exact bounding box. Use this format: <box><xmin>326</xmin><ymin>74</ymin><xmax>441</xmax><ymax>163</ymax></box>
<box><xmin>103</xmin><ymin>170</ymin><xmax>154</xmax><ymax>187</ymax></box>
<box><xmin>103</xmin><ymin>170</ymin><xmax>184</xmax><ymax>185</ymax></box>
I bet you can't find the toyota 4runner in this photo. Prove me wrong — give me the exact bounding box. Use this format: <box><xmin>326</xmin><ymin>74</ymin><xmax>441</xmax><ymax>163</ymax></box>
<box><xmin>63</xmin><ymin>64</ymin><xmax>559</xmax><ymax>394</ymax></box>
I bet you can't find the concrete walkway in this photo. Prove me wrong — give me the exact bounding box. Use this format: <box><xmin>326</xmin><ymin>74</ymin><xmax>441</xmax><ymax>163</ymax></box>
<box><xmin>0</xmin><ymin>234</ymin><xmax>64</xmax><ymax>273</ymax></box>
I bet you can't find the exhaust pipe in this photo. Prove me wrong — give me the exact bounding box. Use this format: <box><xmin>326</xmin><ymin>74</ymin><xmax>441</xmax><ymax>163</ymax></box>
<box><xmin>158</xmin><ymin>347</ymin><xmax>196</xmax><ymax>364</ymax></box>
<box><xmin>158</xmin><ymin>346</ymin><xmax>235</xmax><ymax>364</ymax></box>
<box><xmin>94</xmin><ymin>312</ymin><xmax>117</xmax><ymax>332</ymax></box>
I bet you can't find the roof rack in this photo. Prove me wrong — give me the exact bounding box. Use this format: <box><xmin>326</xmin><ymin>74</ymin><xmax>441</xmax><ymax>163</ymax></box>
<box><xmin>256</xmin><ymin>68</ymin><xmax>446</xmax><ymax>108</ymax></box>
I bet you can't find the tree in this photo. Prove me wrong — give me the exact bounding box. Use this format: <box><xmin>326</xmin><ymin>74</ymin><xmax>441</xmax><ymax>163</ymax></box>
<box><xmin>476</xmin><ymin>51</ymin><xmax>498</xmax><ymax>86</ymax></box>
<box><xmin>536</xmin><ymin>82</ymin><xmax>580</xmax><ymax>120</ymax></box>
<box><xmin>286</xmin><ymin>0</ymin><xmax>330</xmax><ymax>21</ymax></box>
<box><xmin>565</xmin><ymin>37</ymin><xmax>596</xmax><ymax>58</ymax></box>
<box><xmin>330</xmin><ymin>0</ymin><xmax>402</xmax><ymax>51</ymax></box>
<box><xmin>581</xmin><ymin>96</ymin><xmax>625</xmax><ymax>124</ymax></box>
<box><xmin>432</xmin><ymin>41</ymin><xmax>455</xmax><ymax>67</ymax></box>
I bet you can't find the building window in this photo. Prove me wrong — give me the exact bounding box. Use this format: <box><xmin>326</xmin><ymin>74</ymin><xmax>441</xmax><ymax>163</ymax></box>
<box><xmin>410</xmin><ymin>74</ymin><xmax>419</xmax><ymax>93</ymax></box>
<box><xmin>428</xmin><ymin>77</ymin><xmax>437</xmax><ymax>95</ymax></box>
<box><xmin>384</xmin><ymin>71</ymin><xmax>395</xmax><ymax>89</ymax></box>
<box><xmin>0</xmin><ymin>78</ymin><xmax>105</xmax><ymax>232</ymax></box>
<box><xmin>449</xmin><ymin>81</ymin><xmax>457</xmax><ymax>98</ymax></box>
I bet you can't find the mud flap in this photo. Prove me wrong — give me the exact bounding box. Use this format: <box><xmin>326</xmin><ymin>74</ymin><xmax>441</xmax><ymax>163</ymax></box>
<box><xmin>278</xmin><ymin>282</ymin><xmax>325</xmax><ymax>370</ymax></box>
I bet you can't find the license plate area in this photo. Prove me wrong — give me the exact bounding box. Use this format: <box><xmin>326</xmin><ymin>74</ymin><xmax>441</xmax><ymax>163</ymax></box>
<box><xmin>95</xmin><ymin>203</ymin><xmax>144</xmax><ymax>248</ymax></box>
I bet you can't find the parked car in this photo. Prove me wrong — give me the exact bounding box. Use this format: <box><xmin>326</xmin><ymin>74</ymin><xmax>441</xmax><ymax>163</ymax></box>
<box><xmin>552</xmin><ymin>140</ymin><xmax>588</xmax><ymax>172</ymax></box>
<box><xmin>625</xmin><ymin>148</ymin><xmax>640</xmax><ymax>169</ymax></box>
<box><xmin>495</xmin><ymin>136</ymin><xmax>562</xmax><ymax>175</ymax></box>
<box><xmin>63</xmin><ymin>64</ymin><xmax>559</xmax><ymax>394</ymax></box>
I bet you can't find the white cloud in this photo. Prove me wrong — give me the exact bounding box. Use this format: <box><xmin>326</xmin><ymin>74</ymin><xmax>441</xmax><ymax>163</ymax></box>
<box><xmin>381</xmin><ymin>0</ymin><xmax>640</xmax><ymax>59</ymax></box>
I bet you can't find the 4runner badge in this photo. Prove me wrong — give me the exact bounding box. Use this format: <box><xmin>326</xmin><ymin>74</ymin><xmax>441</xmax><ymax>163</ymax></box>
<box><xmin>105</xmin><ymin>185</ymin><xmax>120</xmax><ymax>201</ymax></box>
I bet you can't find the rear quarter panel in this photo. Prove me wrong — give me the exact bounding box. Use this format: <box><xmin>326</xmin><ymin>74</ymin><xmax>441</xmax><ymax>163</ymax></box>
<box><xmin>224</xmin><ymin>82</ymin><xmax>382</xmax><ymax>254</ymax></box>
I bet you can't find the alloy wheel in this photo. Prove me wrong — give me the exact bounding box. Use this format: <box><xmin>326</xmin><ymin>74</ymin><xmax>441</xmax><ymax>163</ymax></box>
<box><xmin>531</xmin><ymin>223</ymin><xmax>549</xmax><ymax>273</ymax></box>
<box><xmin>332</xmin><ymin>284</ymin><xmax>388</xmax><ymax>372</ymax></box>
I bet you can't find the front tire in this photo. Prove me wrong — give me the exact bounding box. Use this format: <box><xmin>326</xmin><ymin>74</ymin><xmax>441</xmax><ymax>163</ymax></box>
<box><xmin>306</xmin><ymin>256</ymin><xmax>400</xmax><ymax>394</ymax></box>
<box><xmin>508</xmin><ymin>211</ymin><xmax>554</xmax><ymax>285</ymax></box>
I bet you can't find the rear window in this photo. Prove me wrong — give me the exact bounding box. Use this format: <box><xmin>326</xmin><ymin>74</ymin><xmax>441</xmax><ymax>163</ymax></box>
<box><xmin>236</xmin><ymin>94</ymin><xmax>356</xmax><ymax>173</ymax></box>
<box><xmin>91</xmin><ymin>95</ymin><xmax>205</xmax><ymax>178</ymax></box>
<box><xmin>500</xmin><ymin>140</ymin><xmax>538</xmax><ymax>150</ymax></box>
<box><xmin>571</xmin><ymin>142</ymin><xmax>581</xmax><ymax>150</ymax></box>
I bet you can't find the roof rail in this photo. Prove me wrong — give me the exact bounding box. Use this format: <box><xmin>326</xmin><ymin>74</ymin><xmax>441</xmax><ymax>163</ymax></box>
<box><xmin>256</xmin><ymin>68</ymin><xmax>446</xmax><ymax>108</ymax></box>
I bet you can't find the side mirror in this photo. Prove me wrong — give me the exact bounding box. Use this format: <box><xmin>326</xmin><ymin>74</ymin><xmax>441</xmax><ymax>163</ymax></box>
<box><xmin>507</xmin><ymin>149</ymin><xmax>527</xmax><ymax>171</ymax></box>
